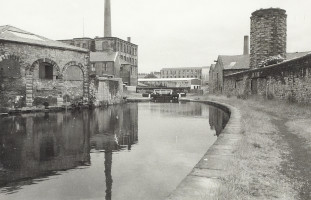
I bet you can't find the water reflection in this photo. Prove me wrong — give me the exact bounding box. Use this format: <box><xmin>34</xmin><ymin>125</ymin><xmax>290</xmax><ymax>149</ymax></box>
<box><xmin>209</xmin><ymin>106</ymin><xmax>230</xmax><ymax>136</ymax></box>
<box><xmin>0</xmin><ymin>104</ymin><xmax>138</xmax><ymax>199</ymax></box>
<box><xmin>0</xmin><ymin>112</ymin><xmax>91</xmax><ymax>188</ymax></box>
<box><xmin>0</xmin><ymin>102</ymin><xmax>228</xmax><ymax>200</ymax></box>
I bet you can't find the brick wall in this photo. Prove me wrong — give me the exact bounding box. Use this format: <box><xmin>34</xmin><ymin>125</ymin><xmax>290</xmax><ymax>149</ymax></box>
<box><xmin>224</xmin><ymin>54</ymin><xmax>311</xmax><ymax>104</ymax></box>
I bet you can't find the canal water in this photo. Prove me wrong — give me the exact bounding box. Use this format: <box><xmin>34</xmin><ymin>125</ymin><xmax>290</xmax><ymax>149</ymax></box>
<box><xmin>0</xmin><ymin>102</ymin><xmax>229</xmax><ymax>200</ymax></box>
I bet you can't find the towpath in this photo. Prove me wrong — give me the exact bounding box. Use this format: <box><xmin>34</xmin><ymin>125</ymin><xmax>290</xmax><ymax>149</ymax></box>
<box><xmin>192</xmin><ymin>94</ymin><xmax>311</xmax><ymax>200</ymax></box>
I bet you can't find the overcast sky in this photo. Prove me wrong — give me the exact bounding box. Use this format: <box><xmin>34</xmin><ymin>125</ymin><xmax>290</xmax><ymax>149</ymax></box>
<box><xmin>1</xmin><ymin>0</ymin><xmax>311</xmax><ymax>73</ymax></box>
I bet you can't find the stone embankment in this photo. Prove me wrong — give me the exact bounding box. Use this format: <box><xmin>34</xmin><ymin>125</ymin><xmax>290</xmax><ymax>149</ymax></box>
<box><xmin>167</xmin><ymin>98</ymin><xmax>242</xmax><ymax>200</ymax></box>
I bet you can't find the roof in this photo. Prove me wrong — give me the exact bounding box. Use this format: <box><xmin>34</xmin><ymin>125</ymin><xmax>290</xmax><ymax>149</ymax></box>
<box><xmin>0</xmin><ymin>25</ymin><xmax>88</xmax><ymax>53</ymax></box>
<box><xmin>219</xmin><ymin>54</ymin><xmax>250</xmax><ymax>70</ymax></box>
<box><xmin>286</xmin><ymin>52</ymin><xmax>311</xmax><ymax>60</ymax></box>
<box><xmin>90</xmin><ymin>51</ymin><xmax>118</xmax><ymax>62</ymax></box>
<box><xmin>161</xmin><ymin>67</ymin><xmax>203</xmax><ymax>70</ymax></box>
<box><xmin>218</xmin><ymin>52</ymin><xmax>311</xmax><ymax>70</ymax></box>
<box><xmin>139</xmin><ymin>78</ymin><xmax>199</xmax><ymax>82</ymax></box>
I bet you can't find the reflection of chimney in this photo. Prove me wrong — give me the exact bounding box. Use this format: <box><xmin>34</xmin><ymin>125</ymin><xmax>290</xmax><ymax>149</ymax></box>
<box><xmin>104</xmin><ymin>0</ymin><xmax>112</xmax><ymax>37</ymax></box>
<box><xmin>243</xmin><ymin>35</ymin><xmax>249</xmax><ymax>55</ymax></box>
<box><xmin>127</xmin><ymin>37</ymin><xmax>131</xmax><ymax>43</ymax></box>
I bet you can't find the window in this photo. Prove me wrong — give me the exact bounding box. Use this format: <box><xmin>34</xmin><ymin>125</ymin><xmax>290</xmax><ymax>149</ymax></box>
<box><xmin>39</xmin><ymin>63</ymin><xmax>53</xmax><ymax>80</ymax></box>
<box><xmin>82</xmin><ymin>43</ymin><xmax>87</xmax><ymax>49</ymax></box>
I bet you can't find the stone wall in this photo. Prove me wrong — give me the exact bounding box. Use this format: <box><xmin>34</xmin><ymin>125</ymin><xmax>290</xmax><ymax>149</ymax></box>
<box><xmin>250</xmin><ymin>8</ymin><xmax>287</xmax><ymax>68</ymax></box>
<box><xmin>224</xmin><ymin>54</ymin><xmax>311</xmax><ymax>104</ymax></box>
<box><xmin>93</xmin><ymin>77</ymin><xmax>123</xmax><ymax>106</ymax></box>
<box><xmin>0</xmin><ymin>41</ymin><xmax>89</xmax><ymax>108</ymax></box>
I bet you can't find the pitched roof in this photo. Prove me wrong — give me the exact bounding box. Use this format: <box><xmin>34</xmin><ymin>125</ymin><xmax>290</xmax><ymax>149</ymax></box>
<box><xmin>0</xmin><ymin>25</ymin><xmax>88</xmax><ymax>52</ymax></box>
<box><xmin>90</xmin><ymin>51</ymin><xmax>118</xmax><ymax>62</ymax></box>
<box><xmin>286</xmin><ymin>52</ymin><xmax>311</xmax><ymax>60</ymax></box>
<box><xmin>218</xmin><ymin>52</ymin><xmax>311</xmax><ymax>70</ymax></box>
<box><xmin>219</xmin><ymin>54</ymin><xmax>250</xmax><ymax>70</ymax></box>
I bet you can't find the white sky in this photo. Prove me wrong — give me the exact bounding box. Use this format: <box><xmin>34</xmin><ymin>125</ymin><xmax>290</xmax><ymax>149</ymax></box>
<box><xmin>1</xmin><ymin>0</ymin><xmax>311</xmax><ymax>73</ymax></box>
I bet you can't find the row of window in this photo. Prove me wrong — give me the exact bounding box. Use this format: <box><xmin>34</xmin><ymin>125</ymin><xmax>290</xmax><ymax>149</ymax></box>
<box><xmin>71</xmin><ymin>42</ymin><xmax>88</xmax><ymax>49</ymax></box>
<box><xmin>120</xmin><ymin>55</ymin><xmax>137</xmax><ymax>65</ymax></box>
<box><xmin>161</xmin><ymin>69</ymin><xmax>201</xmax><ymax>74</ymax></box>
<box><xmin>116</xmin><ymin>41</ymin><xmax>137</xmax><ymax>55</ymax></box>
<box><xmin>161</xmin><ymin>75</ymin><xmax>201</xmax><ymax>79</ymax></box>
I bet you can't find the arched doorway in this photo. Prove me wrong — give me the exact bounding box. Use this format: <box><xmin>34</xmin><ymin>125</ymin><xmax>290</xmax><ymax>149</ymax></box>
<box><xmin>29</xmin><ymin>58</ymin><xmax>61</xmax><ymax>107</ymax></box>
<box><xmin>0</xmin><ymin>54</ymin><xmax>26</xmax><ymax>108</ymax></box>
<box><xmin>62</xmin><ymin>61</ymin><xmax>88</xmax><ymax>104</ymax></box>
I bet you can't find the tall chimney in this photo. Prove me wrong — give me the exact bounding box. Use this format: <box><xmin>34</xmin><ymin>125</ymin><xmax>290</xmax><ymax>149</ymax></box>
<box><xmin>104</xmin><ymin>0</ymin><xmax>112</xmax><ymax>37</ymax></box>
<box><xmin>243</xmin><ymin>35</ymin><xmax>249</xmax><ymax>55</ymax></box>
<box><xmin>127</xmin><ymin>37</ymin><xmax>131</xmax><ymax>43</ymax></box>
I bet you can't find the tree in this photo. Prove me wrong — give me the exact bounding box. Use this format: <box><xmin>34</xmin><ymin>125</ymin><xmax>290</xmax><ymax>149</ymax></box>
<box><xmin>144</xmin><ymin>73</ymin><xmax>157</xmax><ymax>78</ymax></box>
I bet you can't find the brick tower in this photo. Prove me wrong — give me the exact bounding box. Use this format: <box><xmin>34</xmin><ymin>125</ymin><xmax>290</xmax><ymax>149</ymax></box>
<box><xmin>250</xmin><ymin>8</ymin><xmax>287</xmax><ymax>68</ymax></box>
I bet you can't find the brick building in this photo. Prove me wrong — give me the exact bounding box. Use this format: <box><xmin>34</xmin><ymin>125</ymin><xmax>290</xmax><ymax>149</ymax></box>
<box><xmin>59</xmin><ymin>0</ymin><xmax>138</xmax><ymax>86</ymax></box>
<box><xmin>160</xmin><ymin>67</ymin><xmax>203</xmax><ymax>79</ymax></box>
<box><xmin>0</xmin><ymin>25</ymin><xmax>89</xmax><ymax>109</ymax></box>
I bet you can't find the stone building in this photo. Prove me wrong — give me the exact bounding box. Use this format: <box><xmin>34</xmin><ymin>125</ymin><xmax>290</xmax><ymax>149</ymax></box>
<box><xmin>0</xmin><ymin>25</ymin><xmax>89</xmax><ymax>108</ymax></box>
<box><xmin>209</xmin><ymin>36</ymin><xmax>250</xmax><ymax>93</ymax></box>
<box><xmin>209</xmin><ymin>55</ymin><xmax>250</xmax><ymax>93</ymax></box>
<box><xmin>89</xmin><ymin>51</ymin><xmax>121</xmax><ymax>78</ymax></box>
<box><xmin>221</xmin><ymin>8</ymin><xmax>311</xmax><ymax>104</ymax></box>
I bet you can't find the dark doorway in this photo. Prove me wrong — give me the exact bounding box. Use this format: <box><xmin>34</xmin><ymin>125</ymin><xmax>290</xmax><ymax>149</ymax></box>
<box><xmin>39</xmin><ymin>63</ymin><xmax>53</xmax><ymax>80</ymax></box>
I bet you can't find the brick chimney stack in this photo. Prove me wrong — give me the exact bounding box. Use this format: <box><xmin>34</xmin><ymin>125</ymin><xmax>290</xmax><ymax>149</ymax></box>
<box><xmin>243</xmin><ymin>35</ymin><xmax>249</xmax><ymax>55</ymax></box>
<box><xmin>104</xmin><ymin>0</ymin><xmax>112</xmax><ymax>37</ymax></box>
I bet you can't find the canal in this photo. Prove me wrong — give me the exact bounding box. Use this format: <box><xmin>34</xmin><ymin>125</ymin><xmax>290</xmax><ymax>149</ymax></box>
<box><xmin>0</xmin><ymin>102</ymin><xmax>229</xmax><ymax>200</ymax></box>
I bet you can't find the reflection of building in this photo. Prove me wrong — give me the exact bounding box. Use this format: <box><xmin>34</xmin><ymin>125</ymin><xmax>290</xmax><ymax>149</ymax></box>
<box><xmin>209</xmin><ymin>106</ymin><xmax>230</xmax><ymax>136</ymax></box>
<box><xmin>90</xmin><ymin>104</ymin><xmax>138</xmax><ymax>151</ymax></box>
<box><xmin>0</xmin><ymin>112</ymin><xmax>91</xmax><ymax>187</ymax></box>
<box><xmin>150</xmin><ymin>102</ymin><xmax>203</xmax><ymax>117</ymax></box>
<box><xmin>89</xmin><ymin>103</ymin><xmax>138</xmax><ymax>200</ymax></box>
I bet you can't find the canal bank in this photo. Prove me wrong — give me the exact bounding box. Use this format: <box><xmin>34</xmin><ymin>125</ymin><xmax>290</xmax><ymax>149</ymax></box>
<box><xmin>166</xmin><ymin>99</ymin><xmax>242</xmax><ymax>200</ymax></box>
<box><xmin>172</xmin><ymin>94</ymin><xmax>310</xmax><ymax>200</ymax></box>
